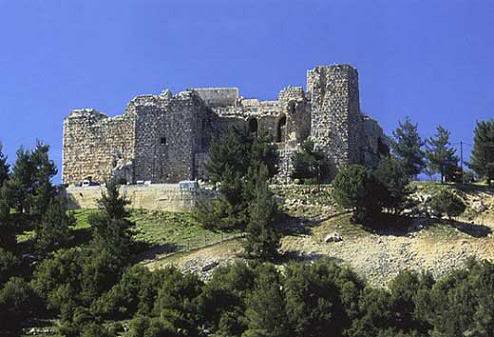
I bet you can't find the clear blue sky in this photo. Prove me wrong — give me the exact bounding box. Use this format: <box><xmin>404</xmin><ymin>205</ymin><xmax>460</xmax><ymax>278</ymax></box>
<box><xmin>1</xmin><ymin>0</ymin><xmax>493</xmax><ymax>182</ymax></box>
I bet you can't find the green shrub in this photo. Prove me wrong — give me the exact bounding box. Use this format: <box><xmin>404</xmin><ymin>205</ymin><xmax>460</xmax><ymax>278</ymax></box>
<box><xmin>429</xmin><ymin>189</ymin><xmax>466</xmax><ymax>219</ymax></box>
<box><xmin>332</xmin><ymin>165</ymin><xmax>384</xmax><ymax>223</ymax></box>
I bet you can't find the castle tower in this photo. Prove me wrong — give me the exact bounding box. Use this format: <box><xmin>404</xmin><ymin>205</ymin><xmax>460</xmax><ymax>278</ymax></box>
<box><xmin>307</xmin><ymin>64</ymin><xmax>362</xmax><ymax>170</ymax></box>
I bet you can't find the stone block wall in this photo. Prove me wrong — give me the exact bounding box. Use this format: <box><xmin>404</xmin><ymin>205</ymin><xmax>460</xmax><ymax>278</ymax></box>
<box><xmin>62</xmin><ymin>109</ymin><xmax>136</xmax><ymax>185</ymax></box>
<box><xmin>194</xmin><ymin>88</ymin><xmax>239</xmax><ymax>107</ymax></box>
<box><xmin>279</xmin><ymin>86</ymin><xmax>311</xmax><ymax>145</ymax></box>
<box><xmin>133</xmin><ymin>90</ymin><xmax>211</xmax><ymax>183</ymax></box>
<box><xmin>65</xmin><ymin>184</ymin><xmax>212</xmax><ymax>212</ymax></box>
<box><xmin>361</xmin><ymin>116</ymin><xmax>386</xmax><ymax>168</ymax></box>
<box><xmin>307</xmin><ymin>65</ymin><xmax>362</xmax><ymax>169</ymax></box>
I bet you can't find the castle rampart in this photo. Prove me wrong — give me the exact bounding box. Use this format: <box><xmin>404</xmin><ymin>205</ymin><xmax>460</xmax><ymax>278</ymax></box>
<box><xmin>62</xmin><ymin>64</ymin><xmax>386</xmax><ymax>185</ymax></box>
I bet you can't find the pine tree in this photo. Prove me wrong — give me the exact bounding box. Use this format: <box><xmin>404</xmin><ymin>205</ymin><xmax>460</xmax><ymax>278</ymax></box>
<box><xmin>206</xmin><ymin>127</ymin><xmax>252</xmax><ymax>183</ymax></box>
<box><xmin>291</xmin><ymin>140</ymin><xmax>330</xmax><ymax>184</ymax></box>
<box><xmin>0</xmin><ymin>142</ymin><xmax>9</xmax><ymax>187</ymax></box>
<box><xmin>89</xmin><ymin>180</ymin><xmax>136</xmax><ymax>261</ymax></box>
<box><xmin>392</xmin><ymin>118</ymin><xmax>425</xmax><ymax>178</ymax></box>
<box><xmin>30</xmin><ymin>141</ymin><xmax>57</xmax><ymax>217</ymax></box>
<box><xmin>470</xmin><ymin>119</ymin><xmax>494</xmax><ymax>186</ymax></box>
<box><xmin>6</xmin><ymin>147</ymin><xmax>34</xmax><ymax>214</ymax></box>
<box><xmin>4</xmin><ymin>142</ymin><xmax>56</xmax><ymax>217</ymax></box>
<box><xmin>250</xmin><ymin>130</ymin><xmax>279</xmax><ymax>178</ymax></box>
<box><xmin>372</xmin><ymin>156</ymin><xmax>411</xmax><ymax>214</ymax></box>
<box><xmin>425</xmin><ymin>126</ymin><xmax>457</xmax><ymax>183</ymax></box>
<box><xmin>244</xmin><ymin>165</ymin><xmax>280</xmax><ymax>260</ymax></box>
<box><xmin>332</xmin><ymin>165</ymin><xmax>384</xmax><ymax>223</ymax></box>
<box><xmin>35</xmin><ymin>195</ymin><xmax>75</xmax><ymax>255</ymax></box>
<box><xmin>243</xmin><ymin>264</ymin><xmax>288</xmax><ymax>337</ymax></box>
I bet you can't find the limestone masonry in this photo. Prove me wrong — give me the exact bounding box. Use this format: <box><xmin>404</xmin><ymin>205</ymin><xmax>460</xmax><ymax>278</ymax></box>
<box><xmin>63</xmin><ymin>64</ymin><xmax>387</xmax><ymax>185</ymax></box>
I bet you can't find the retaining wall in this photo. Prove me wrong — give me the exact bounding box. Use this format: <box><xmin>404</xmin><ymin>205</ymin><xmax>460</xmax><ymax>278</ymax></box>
<box><xmin>65</xmin><ymin>184</ymin><xmax>213</xmax><ymax>212</ymax></box>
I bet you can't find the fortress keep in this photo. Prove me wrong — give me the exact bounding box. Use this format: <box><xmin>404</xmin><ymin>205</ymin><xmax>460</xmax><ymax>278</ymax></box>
<box><xmin>62</xmin><ymin>64</ymin><xmax>386</xmax><ymax>185</ymax></box>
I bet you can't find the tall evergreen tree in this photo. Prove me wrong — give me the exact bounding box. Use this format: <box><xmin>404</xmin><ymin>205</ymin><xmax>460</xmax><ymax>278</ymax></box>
<box><xmin>470</xmin><ymin>119</ymin><xmax>494</xmax><ymax>186</ymax></box>
<box><xmin>244</xmin><ymin>165</ymin><xmax>280</xmax><ymax>260</ymax></box>
<box><xmin>6</xmin><ymin>147</ymin><xmax>34</xmax><ymax>214</ymax></box>
<box><xmin>89</xmin><ymin>180</ymin><xmax>136</xmax><ymax>262</ymax></box>
<box><xmin>332</xmin><ymin>165</ymin><xmax>384</xmax><ymax>223</ymax></box>
<box><xmin>4</xmin><ymin>141</ymin><xmax>56</xmax><ymax>217</ymax></box>
<box><xmin>284</xmin><ymin>262</ymin><xmax>346</xmax><ymax>337</ymax></box>
<box><xmin>197</xmin><ymin>126</ymin><xmax>278</xmax><ymax>231</ymax></box>
<box><xmin>392</xmin><ymin>118</ymin><xmax>425</xmax><ymax>178</ymax></box>
<box><xmin>425</xmin><ymin>126</ymin><xmax>458</xmax><ymax>183</ymax></box>
<box><xmin>30</xmin><ymin>141</ymin><xmax>57</xmax><ymax>217</ymax></box>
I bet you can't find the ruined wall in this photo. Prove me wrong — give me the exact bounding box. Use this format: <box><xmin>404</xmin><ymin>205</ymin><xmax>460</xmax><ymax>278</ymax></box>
<box><xmin>133</xmin><ymin>90</ymin><xmax>210</xmax><ymax>183</ymax></box>
<box><xmin>361</xmin><ymin>116</ymin><xmax>386</xmax><ymax>168</ymax></box>
<box><xmin>62</xmin><ymin>109</ymin><xmax>136</xmax><ymax>184</ymax></box>
<box><xmin>63</xmin><ymin>64</ymin><xmax>386</xmax><ymax>186</ymax></box>
<box><xmin>194</xmin><ymin>88</ymin><xmax>239</xmax><ymax>107</ymax></box>
<box><xmin>307</xmin><ymin>65</ymin><xmax>362</xmax><ymax>169</ymax></box>
<box><xmin>278</xmin><ymin>86</ymin><xmax>310</xmax><ymax>145</ymax></box>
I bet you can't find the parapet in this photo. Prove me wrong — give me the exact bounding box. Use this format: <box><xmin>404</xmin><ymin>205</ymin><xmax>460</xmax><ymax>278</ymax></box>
<box><xmin>193</xmin><ymin>87</ymin><xmax>239</xmax><ymax>107</ymax></box>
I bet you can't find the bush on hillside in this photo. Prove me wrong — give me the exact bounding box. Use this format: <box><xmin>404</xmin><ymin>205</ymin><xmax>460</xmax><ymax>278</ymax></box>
<box><xmin>332</xmin><ymin>165</ymin><xmax>385</xmax><ymax>223</ymax></box>
<box><xmin>429</xmin><ymin>189</ymin><xmax>466</xmax><ymax>219</ymax></box>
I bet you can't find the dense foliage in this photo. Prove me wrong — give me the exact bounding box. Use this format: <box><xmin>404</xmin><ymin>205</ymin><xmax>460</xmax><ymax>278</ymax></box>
<box><xmin>291</xmin><ymin>140</ymin><xmax>331</xmax><ymax>184</ymax></box>
<box><xmin>332</xmin><ymin>165</ymin><xmax>383</xmax><ymax>223</ymax></box>
<box><xmin>27</xmin><ymin>255</ymin><xmax>494</xmax><ymax>337</ymax></box>
<box><xmin>196</xmin><ymin>127</ymin><xmax>281</xmax><ymax>260</ymax></box>
<box><xmin>332</xmin><ymin>157</ymin><xmax>416</xmax><ymax>224</ymax></box>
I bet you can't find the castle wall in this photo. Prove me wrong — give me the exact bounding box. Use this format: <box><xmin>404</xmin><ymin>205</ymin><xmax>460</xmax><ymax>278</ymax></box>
<box><xmin>133</xmin><ymin>91</ymin><xmax>209</xmax><ymax>183</ymax></box>
<box><xmin>62</xmin><ymin>109</ymin><xmax>136</xmax><ymax>184</ymax></box>
<box><xmin>361</xmin><ymin>116</ymin><xmax>386</xmax><ymax>168</ymax></box>
<box><xmin>307</xmin><ymin>65</ymin><xmax>362</xmax><ymax>170</ymax></box>
<box><xmin>278</xmin><ymin>87</ymin><xmax>311</xmax><ymax>145</ymax></box>
<box><xmin>62</xmin><ymin>64</ymin><xmax>385</xmax><ymax>186</ymax></box>
<box><xmin>194</xmin><ymin>88</ymin><xmax>239</xmax><ymax>107</ymax></box>
<box><xmin>65</xmin><ymin>184</ymin><xmax>213</xmax><ymax>212</ymax></box>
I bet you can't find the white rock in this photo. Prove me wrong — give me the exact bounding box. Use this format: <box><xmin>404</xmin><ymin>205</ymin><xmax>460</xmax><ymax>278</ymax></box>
<box><xmin>324</xmin><ymin>232</ymin><xmax>343</xmax><ymax>243</ymax></box>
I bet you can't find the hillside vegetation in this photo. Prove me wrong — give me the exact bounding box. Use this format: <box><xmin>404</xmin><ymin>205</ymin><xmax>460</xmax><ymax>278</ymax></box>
<box><xmin>148</xmin><ymin>182</ymin><xmax>494</xmax><ymax>286</ymax></box>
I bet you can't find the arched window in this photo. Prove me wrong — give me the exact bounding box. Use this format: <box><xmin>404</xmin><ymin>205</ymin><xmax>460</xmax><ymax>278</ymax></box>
<box><xmin>248</xmin><ymin>118</ymin><xmax>258</xmax><ymax>133</ymax></box>
<box><xmin>277</xmin><ymin>115</ymin><xmax>287</xmax><ymax>142</ymax></box>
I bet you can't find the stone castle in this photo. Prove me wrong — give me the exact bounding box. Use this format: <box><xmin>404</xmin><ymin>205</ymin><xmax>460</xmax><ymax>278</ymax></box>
<box><xmin>62</xmin><ymin>64</ymin><xmax>387</xmax><ymax>185</ymax></box>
